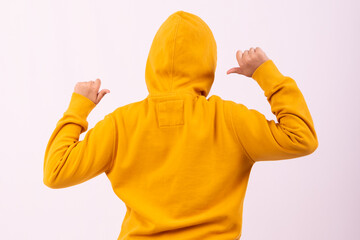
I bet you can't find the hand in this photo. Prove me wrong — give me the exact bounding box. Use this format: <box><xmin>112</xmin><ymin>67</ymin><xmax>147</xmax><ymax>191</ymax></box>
<box><xmin>226</xmin><ymin>47</ymin><xmax>270</xmax><ymax>78</ymax></box>
<box><xmin>74</xmin><ymin>78</ymin><xmax>110</xmax><ymax>105</ymax></box>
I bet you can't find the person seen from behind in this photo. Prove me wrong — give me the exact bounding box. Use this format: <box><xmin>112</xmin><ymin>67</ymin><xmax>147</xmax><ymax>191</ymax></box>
<box><xmin>43</xmin><ymin>10</ymin><xmax>318</xmax><ymax>240</ymax></box>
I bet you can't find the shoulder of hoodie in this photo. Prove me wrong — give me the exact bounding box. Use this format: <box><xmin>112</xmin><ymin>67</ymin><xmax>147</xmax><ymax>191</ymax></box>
<box><xmin>207</xmin><ymin>94</ymin><xmax>247</xmax><ymax>109</ymax></box>
<box><xmin>108</xmin><ymin>98</ymin><xmax>146</xmax><ymax>119</ymax></box>
<box><xmin>206</xmin><ymin>95</ymin><xmax>249</xmax><ymax>130</ymax></box>
<box><xmin>107</xmin><ymin>96</ymin><xmax>248</xmax><ymax>118</ymax></box>
<box><xmin>207</xmin><ymin>94</ymin><xmax>249</xmax><ymax>120</ymax></box>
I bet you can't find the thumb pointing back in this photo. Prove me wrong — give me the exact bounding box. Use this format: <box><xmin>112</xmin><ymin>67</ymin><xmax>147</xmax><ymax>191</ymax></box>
<box><xmin>226</xmin><ymin>50</ymin><xmax>244</xmax><ymax>75</ymax></box>
<box><xmin>226</xmin><ymin>67</ymin><xmax>242</xmax><ymax>75</ymax></box>
<box><xmin>96</xmin><ymin>89</ymin><xmax>110</xmax><ymax>103</ymax></box>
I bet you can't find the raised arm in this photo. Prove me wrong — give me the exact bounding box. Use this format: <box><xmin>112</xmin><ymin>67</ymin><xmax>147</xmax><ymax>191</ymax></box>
<box><xmin>225</xmin><ymin>47</ymin><xmax>318</xmax><ymax>163</ymax></box>
<box><xmin>43</xmin><ymin>79</ymin><xmax>115</xmax><ymax>188</ymax></box>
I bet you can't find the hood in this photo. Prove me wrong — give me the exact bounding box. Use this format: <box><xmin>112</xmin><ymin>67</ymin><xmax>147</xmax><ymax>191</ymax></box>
<box><xmin>145</xmin><ymin>11</ymin><xmax>217</xmax><ymax>98</ymax></box>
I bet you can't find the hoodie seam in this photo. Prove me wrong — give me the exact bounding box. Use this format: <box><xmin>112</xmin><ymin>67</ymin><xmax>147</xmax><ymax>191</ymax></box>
<box><xmin>170</xmin><ymin>16</ymin><xmax>181</xmax><ymax>92</ymax></box>
<box><xmin>227</xmin><ymin>101</ymin><xmax>255</xmax><ymax>165</ymax></box>
<box><xmin>105</xmin><ymin>113</ymin><xmax>117</xmax><ymax>174</ymax></box>
<box><xmin>148</xmin><ymin>91</ymin><xmax>197</xmax><ymax>99</ymax></box>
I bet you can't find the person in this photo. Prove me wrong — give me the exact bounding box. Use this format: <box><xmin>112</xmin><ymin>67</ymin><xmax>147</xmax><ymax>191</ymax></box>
<box><xmin>43</xmin><ymin>10</ymin><xmax>318</xmax><ymax>240</ymax></box>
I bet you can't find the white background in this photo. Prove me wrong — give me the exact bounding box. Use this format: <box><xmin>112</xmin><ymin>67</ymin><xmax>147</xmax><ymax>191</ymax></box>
<box><xmin>1</xmin><ymin>0</ymin><xmax>359</xmax><ymax>239</ymax></box>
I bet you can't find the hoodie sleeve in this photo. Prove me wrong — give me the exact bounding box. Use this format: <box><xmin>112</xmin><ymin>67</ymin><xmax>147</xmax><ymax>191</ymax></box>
<box><xmin>225</xmin><ymin>59</ymin><xmax>318</xmax><ymax>163</ymax></box>
<box><xmin>43</xmin><ymin>92</ymin><xmax>116</xmax><ymax>189</ymax></box>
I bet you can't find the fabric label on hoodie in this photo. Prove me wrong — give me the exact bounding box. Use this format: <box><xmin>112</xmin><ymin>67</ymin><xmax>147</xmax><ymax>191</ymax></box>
<box><xmin>156</xmin><ymin>99</ymin><xmax>184</xmax><ymax>127</ymax></box>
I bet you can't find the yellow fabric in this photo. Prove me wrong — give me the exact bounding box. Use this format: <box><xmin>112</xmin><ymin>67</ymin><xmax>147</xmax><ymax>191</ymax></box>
<box><xmin>44</xmin><ymin>10</ymin><xmax>318</xmax><ymax>240</ymax></box>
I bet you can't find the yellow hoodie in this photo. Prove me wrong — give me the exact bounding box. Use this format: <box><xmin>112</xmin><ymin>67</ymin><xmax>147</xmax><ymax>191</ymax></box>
<box><xmin>44</xmin><ymin>10</ymin><xmax>318</xmax><ymax>240</ymax></box>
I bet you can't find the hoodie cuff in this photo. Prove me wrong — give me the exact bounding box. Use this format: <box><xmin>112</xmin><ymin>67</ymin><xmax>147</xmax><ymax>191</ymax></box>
<box><xmin>65</xmin><ymin>92</ymin><xmax>97</xmax><ymax>120</ymax></box>
<box><xmin>251</xmin><ymin>59</ymin><xmax>286</xmax><ymax>96</ymax></box>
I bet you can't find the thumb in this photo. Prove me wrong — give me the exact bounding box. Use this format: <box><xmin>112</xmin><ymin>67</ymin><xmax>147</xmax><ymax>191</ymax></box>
<box><xmin>226</xmin><ymin>67</ymin><xmax>242</xmax><ymax>75</ymax></box>
<box><xmin>96</xmin><ymin>89</ymin><xmax>110</xmax><ymax>103</ymax></box>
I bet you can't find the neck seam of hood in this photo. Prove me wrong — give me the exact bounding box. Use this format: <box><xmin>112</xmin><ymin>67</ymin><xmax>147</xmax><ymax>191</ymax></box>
<box><xmin>148</xmin><ymin>90</ymin><xmax>198</xmax><ymax>99</ymax></box>
<box><xmin>170</xmin><ymin>16</ymin><xmax>182</xmax><ymax>93</ymax></box>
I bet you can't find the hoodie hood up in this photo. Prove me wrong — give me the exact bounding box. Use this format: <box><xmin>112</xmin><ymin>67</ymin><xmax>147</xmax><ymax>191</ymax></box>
<box><xmin>145</xmin><ymin>11</ymin><xmax>217</xmax><ymax>98</ymax></box>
